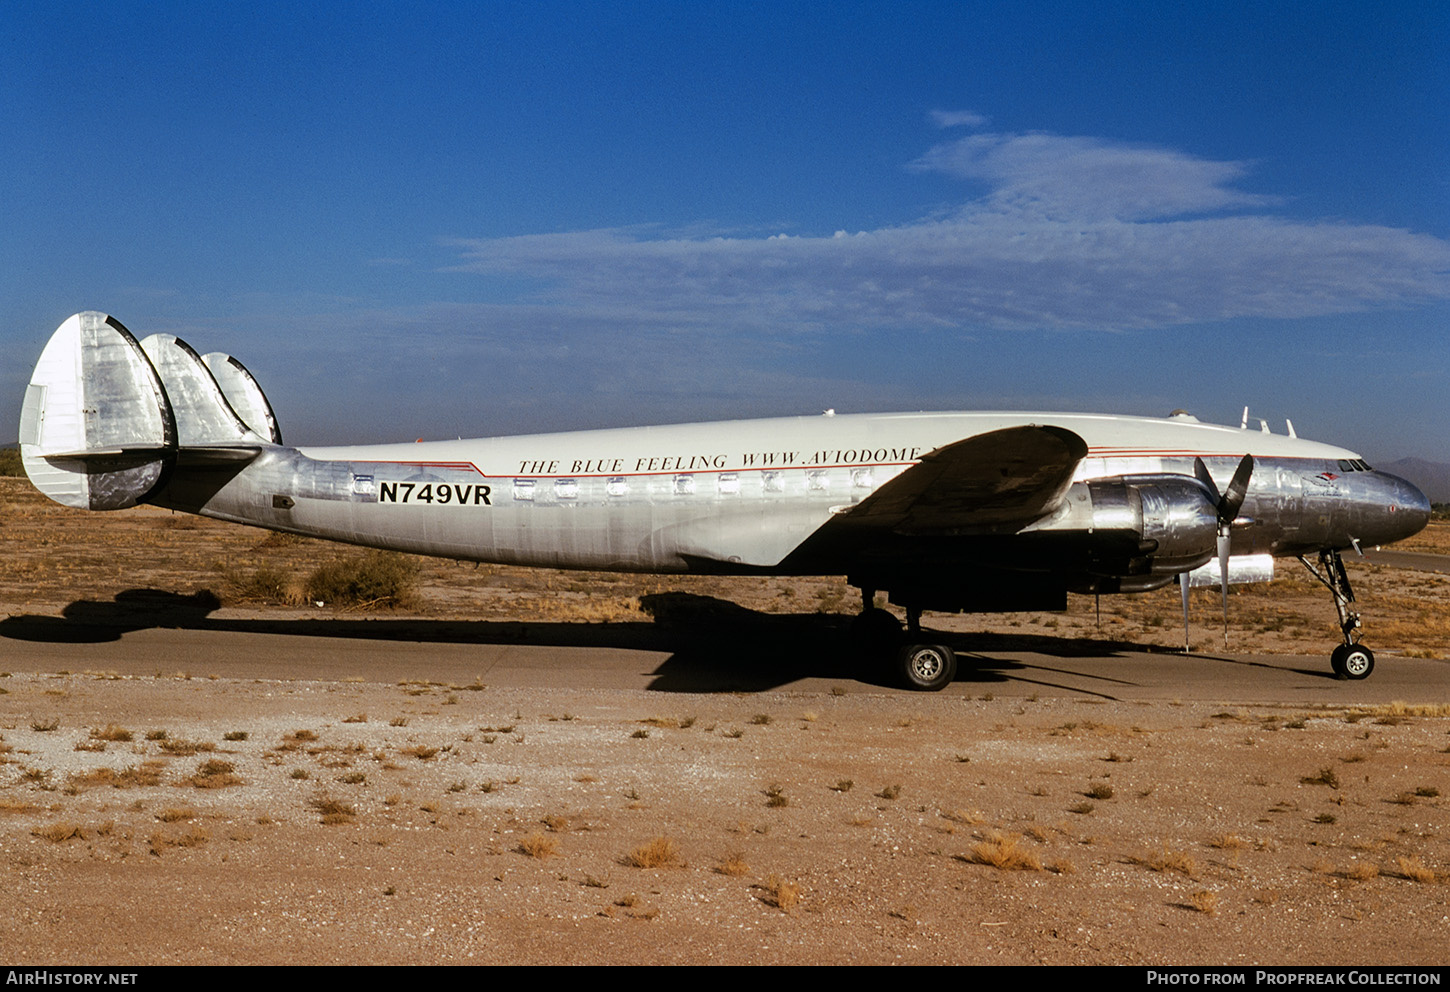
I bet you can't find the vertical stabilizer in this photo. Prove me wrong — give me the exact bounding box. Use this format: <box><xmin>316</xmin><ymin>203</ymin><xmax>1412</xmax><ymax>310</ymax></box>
<box><xmin>19</xmin><ymin>312</ymin><xmax>176</xmax><ymax>509</ymax></box>
<box><xmin>203</xmin><ymin>352</ymin><xmax>283</xmax><ymax>444</ymax></box>
<box><xmin>139</xmin><ymin>334</ymin><xmax>270</xmax><ymax>448</ymax></box>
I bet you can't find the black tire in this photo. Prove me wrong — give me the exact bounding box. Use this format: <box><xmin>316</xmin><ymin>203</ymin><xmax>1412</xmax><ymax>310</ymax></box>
<box><xmin>1340</xmin><ymin>644</ymin><xmax>1374</xmax><ymax>680</ymax></box>
<box><xmin>896</xmin><ymin>643</ymin><xmax>957</xmax><ymax>691</ymax></box>
<box><xmin>1330</xmin><ymin>644</ymin><xmax>1348</xmax><ymax>678</ymax></box>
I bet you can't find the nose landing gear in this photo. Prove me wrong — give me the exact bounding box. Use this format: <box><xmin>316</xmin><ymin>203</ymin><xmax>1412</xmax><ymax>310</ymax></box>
<box><xmin>1300</xmin><ymin>550</ymin><xmax>1374</xmax><ymax>680</ymax></box>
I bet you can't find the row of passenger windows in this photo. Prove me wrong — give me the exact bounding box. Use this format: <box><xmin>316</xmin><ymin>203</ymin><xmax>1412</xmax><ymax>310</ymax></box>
<box><xmin>510</xmin><ymin>468</ymin><xmax>878</xmax><ymax>502</ymax></box>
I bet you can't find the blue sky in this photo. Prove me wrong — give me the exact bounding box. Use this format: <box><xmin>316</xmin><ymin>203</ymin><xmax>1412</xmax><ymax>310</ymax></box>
<box><xmin>4</xmin><ymin>1</ymin><xmax>1448</xmax><ymax>459</ymax></box>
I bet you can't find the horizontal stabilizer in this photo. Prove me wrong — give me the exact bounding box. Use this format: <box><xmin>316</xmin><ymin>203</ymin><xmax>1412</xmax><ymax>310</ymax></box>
<box><xmin>20</xmin><ymin>312</ymin><xmax>176</xmax><ymax>509</ymax></box>
<box><xmin>203</xmin><ymin>353</ymin><xmax>283</xmax><ymax>444</ymax></box>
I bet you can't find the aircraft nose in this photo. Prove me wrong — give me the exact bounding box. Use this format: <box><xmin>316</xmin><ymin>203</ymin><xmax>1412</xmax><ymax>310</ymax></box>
<box><xmin>1370</xmin><ymin>472</ymin><xmax>1431</xmax><ymax>545</ymax></box>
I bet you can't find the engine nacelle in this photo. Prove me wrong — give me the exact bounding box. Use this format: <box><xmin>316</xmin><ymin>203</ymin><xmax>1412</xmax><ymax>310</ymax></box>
<box><xmin>1026</xmin><ymin>474</ymin><xmax>1220</xmax><ymax>576</ymax></box>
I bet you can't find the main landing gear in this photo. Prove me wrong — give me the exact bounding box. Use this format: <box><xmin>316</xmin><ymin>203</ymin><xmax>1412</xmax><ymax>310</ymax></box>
<box><xmin>849</xmin><ymin>590</ymin><xmax>957</xmax><ymax>691</ymax></box>
<box><xmin>1299</xmin><ymin>550</ymin><xmax>1374</xmax><ymax>680</ymax></box>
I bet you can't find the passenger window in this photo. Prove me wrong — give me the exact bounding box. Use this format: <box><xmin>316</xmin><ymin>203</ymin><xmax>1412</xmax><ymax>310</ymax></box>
<box><xmin>555</xmin><ymin>478</ymin><xmax>578</xmax><ymax>499</ymax></box>
<box><xmin>607</xmin><ymin>477</ymin><xmax>628</xmax><ymax>497</ymax></box>
<box><xmin>762</xmin><ymin>471</ymin><xmax>784</xmax><ymax>494</ymax></box>
<box><xmin>673</xmin><ymin>474</ymin><xmax>695</xmax><ymax>496</ymax></box>
<box><xmin>851</xmin><ymin>467</ymin><xmax>874</xmax><ymax>489</ymax></box>
<box><xmin>512</xmin><ymin>479</ymin><xmax>535</xmax><ymax>501</ymax></box>
<box><xmin>718</xmin><ymin>473</ymin><xmax>740</xmax><ymax>495</ymax></box>
<box><xmin>807</xmin><ymin>470</ymin><xmax>829</xmax><ymax>492</ymax></box>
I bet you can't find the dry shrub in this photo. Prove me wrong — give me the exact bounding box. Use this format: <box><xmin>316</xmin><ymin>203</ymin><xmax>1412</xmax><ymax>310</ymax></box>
<box><xmin>763</xmin><ymin>875</ymin><xmax>801</xmax><ymax>912</ymax></box>
<box><xmin>1132</xmin><ymin>846</ymin><xmax>1198</xmax><ymax>878</ymax></box>
<box><xmin>1301</xmin><ymin>766</ymin><xmax>1341</xmax><ymax>788</ymax></box>
<box><xmin>190</xmin><ymin>759</ymin><xmax>242</xmax><ymax>789</ymax></box>
<box><xmin>542</xmin><ymin>814</ymin><xmax>569</xmax><ymax>833</ymax></box>
<box><xmin>157</xmin><ymin>738</ymin><xmax>215</xmax><ymax>756</ymax></box>
<box><xmin>1347</xmin><ymin>862</ymin><xmax>1379</xmax><ymax>881</ymax></box>
<box><xmin>1396</xmin><ymin>857</ymin><xmax>1436</xmax><ymax>883</ymax></box>
<box><xmin>149</xmin><ymin>827</ymin><xmax>209</xmax><ymax>853</ymax></box>
<box><xmin>311</xmin><ymin>796</ymin><xmax>356</xmax><ymax>825</ymax></box>
<box><xmin>156</xmin><ymin>808</ymin><xmax>195</xmax><ymax>823</ymax></box>
<box><xmin>67</xmin><ymin>762</ymin><xmax>165</xmax><ymax>790</ymax></box>
<box><xmin>306</xmin><ymin>552</ymin><xmax>419</xmax><ymax>610</ymax></box>
<box><xmin>517</xmin><ymin>831</ymin><xmax>558</xmax><ymax>858</ymax></box>
<box><xmin>625</xmin><ymin>836</ymin><xmax>681</xmax><ymax>869</ymax></box>
<box><xmin>1208</xmin><ymin>834</ymin><xmax>1249</xmax><ymax>850</ymax></box>
<box><xmin>224</xmin><ymin>566</ymin><xmax>299</xmax><ymax>605</ymax></box>
<box><xmin>33</xmin><ymin>821</ymin><xmax>86</xmax><ymax>843</ymax></box>
<box><xmin>716</xmin><ymin>852</ymin><xmax>750</xmax><ymax>876</ymax></box>
<box><xmin>965</xmin><ymin>831</ymin><xmax>1042</xmax><ymax>871</ymax></box>
<box><xmin>1188</xmin><ymin>890</ymin><xmax>1219</xmax><ymax>915</ymax></box>
<box><xmin>90</xmin><ymin>724</ymin><xmax>133</xmax><ymax>742</ymax></box>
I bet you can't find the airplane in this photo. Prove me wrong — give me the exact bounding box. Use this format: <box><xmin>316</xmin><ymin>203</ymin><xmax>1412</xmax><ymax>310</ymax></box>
<box><xmin>17</xmin><ymin>312</ymin><xmax>1432</xmax><ymax>689</ymax></box>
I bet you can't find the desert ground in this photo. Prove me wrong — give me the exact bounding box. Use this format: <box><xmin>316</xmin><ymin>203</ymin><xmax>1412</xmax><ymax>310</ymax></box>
<box><xmin>1</xmin><ymin>477</ymin><xmax>1448</xmax><ymax>966</ymax></box>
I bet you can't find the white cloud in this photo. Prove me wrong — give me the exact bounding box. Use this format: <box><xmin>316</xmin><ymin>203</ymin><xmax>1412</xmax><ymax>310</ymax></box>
<box><xmin>930</xmin><ymin>109</ymin><xmax>990</xmax><ymax>129</ymax></box>
<box><xmin>446</xmin><ymin>128</ymin><xmax>1450</xmax><ymax>335</ymax></box>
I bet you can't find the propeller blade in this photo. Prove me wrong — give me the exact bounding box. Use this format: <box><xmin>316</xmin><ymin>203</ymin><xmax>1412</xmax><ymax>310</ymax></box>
<box><xmin>1220</xmin><ymin>453</ymin><xmax>1255</xmax><ymax>523</ymax></box>
<box><xmin>1195</xmin><ymin>454</ymin><xmax>1255</xmax><ymax>524</ymax></box>
<box><xmin>1180</xmin><ymin>572</ymin><xmax>1191</xmax><ymax>654</ymax></box>
<box><xmin>1217</xmin><ymin>529</ymin><xmax>1233</xmax><ymax>647</ymax></box>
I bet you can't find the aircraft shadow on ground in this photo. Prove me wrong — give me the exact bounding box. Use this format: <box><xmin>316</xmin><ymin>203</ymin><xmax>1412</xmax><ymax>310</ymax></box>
<box><xmin>2</xmin><ymin>588</ymin><xmax>1173</xmax><ymax>692</ymax></box>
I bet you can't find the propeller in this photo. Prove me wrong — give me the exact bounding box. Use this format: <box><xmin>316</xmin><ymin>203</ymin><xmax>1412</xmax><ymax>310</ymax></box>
<box><xmin>1181</xmin><ymin>454</ymin><xmax>1255</xmax><ymax>651</ymax></box>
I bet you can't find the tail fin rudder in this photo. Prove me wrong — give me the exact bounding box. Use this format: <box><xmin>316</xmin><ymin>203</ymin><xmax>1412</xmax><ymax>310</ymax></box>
<box><xmin>19</xmin><ymin>312</ymin><xmax>176</xmax><ymax>509</ymax></box>
<box><xmin>202</xmin><ymin>352</ymin><xmax>283</xmax><ymax>444</ymax></box>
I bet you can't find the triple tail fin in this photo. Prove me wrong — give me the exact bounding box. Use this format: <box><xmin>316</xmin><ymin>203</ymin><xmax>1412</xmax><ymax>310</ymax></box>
<box><xmin>19</xmin><ymin>312</ymin><xmax>282</xmax><ymax>510</ymax></box>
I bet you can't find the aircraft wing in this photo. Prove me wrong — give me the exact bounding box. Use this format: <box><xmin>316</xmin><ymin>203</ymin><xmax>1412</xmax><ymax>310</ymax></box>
<box><xmin>845</xmin><ymin>424</ymin><xmax>1088</xmax><ymax>534</ymax></box>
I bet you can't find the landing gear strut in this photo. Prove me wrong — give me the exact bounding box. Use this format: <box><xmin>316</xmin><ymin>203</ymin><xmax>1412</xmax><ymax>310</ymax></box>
<box><xmin>850</xmin><ymin>588</ymin><xmax>958</xmax><ymax>691</ymax></box>
<box><xmin>1299</xmin><ymin>550</ymin><xmax>1374</xmax><ymax>680</ymax></box>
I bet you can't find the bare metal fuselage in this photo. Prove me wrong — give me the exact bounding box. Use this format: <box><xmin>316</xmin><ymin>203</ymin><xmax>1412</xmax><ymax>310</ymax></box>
<box><xmin>150</xmin><ymin>411</ymin><xmax>1429</xmax><ymax>592</ymax></box>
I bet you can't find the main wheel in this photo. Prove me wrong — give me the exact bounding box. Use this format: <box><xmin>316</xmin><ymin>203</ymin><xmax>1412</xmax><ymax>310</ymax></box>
<box><xmin>896</xmin><ymin>643</ymin><xmax>957</xmax><ymax>691</ymax></box>
<box><xmin>1340</xmin><ymin>644</ymin><xmax>1374</xmax><ymax>680</ymax></box>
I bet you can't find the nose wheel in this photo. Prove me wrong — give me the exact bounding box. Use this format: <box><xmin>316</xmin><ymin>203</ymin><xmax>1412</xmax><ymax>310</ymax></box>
<box><xmin>1330</xmin><ymin>643</ymin><xmax>1374</xmax><ymax>680</ymax></box>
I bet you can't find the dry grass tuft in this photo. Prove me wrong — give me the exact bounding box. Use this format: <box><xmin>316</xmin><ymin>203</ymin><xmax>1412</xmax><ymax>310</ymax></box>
<box><xmin>1347</xmin><ymin>862</ymin><xmax>1380</xmax><ymax>881</ymax></box>
<box><xmin>1208</xmin><ymin>834</ymin><xmax>1249</xmax><ymax>850</ymax></box>
<box><xmin>1131</xmin><ymin>846</ymin><xmax>1198</xmax><ymax>878</ymax></box>
<box><xmin>310</xmin><ymin>795</ymin><xmax>357</xmax><ymax>825</ymax></box>
<box><xmin>1395</xmin><ymin>856</ymin><xmax>1436</xmax><ymax>883</ymax></box>
<box><xmin>1188</xmin><ymin>890</ymin><xmax>1219</xmax><ymax>915</ymax></box>
<box><xmin>1300</xmin><ymin>766</ymin><xmax>1341</xmax><ymax>789</ymax></box>
<box><xmin>965</xmin><ymin>831</ymin><xmax>1043</xmax><ymax>871</ymax></box>
<box><xmin>90</xmin><ymin>724</ymin><xmax>133</xmax><ymax>742</ymax></box>
<box><xmin>190</xmin><ymin>759</ymin><xmax>242</xmax><ymax>789</ymax></box>
<box><xmin>157</xmin><ymin>738</ymin><xmax>215</xmax><ymax>756</ymax></box>
<box><xmin>517</xmin><ymin>830</ymin><xmax>558</xmax><ymax>858</ymax></box>
<box><xmin>762</xmin><ymin>874</ymin><xmax>801</xmax><ymax>912</ymax></box>
<box><xmin>32</xmin><ymin>821</ymin><xmax>86</xmax><ymax>843</ymax></box>
<box><xmin>155</xmin><ymin>808</ymin><xmax>195</xmax><ymax>823</ymax></box>
<box><xmin>67</xmin><ymin>762</ymin><xmax>165</xmax><ymax>791</ymax></box>
<box><xmin>716</xmin><ymin>852</ymin><xmax>750</xmax><ymax>876</ymax></box>
<box><xmin>624</xmin><ymin>836</ymin><xmax>681</xmax><ymax>869</ymax></box>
